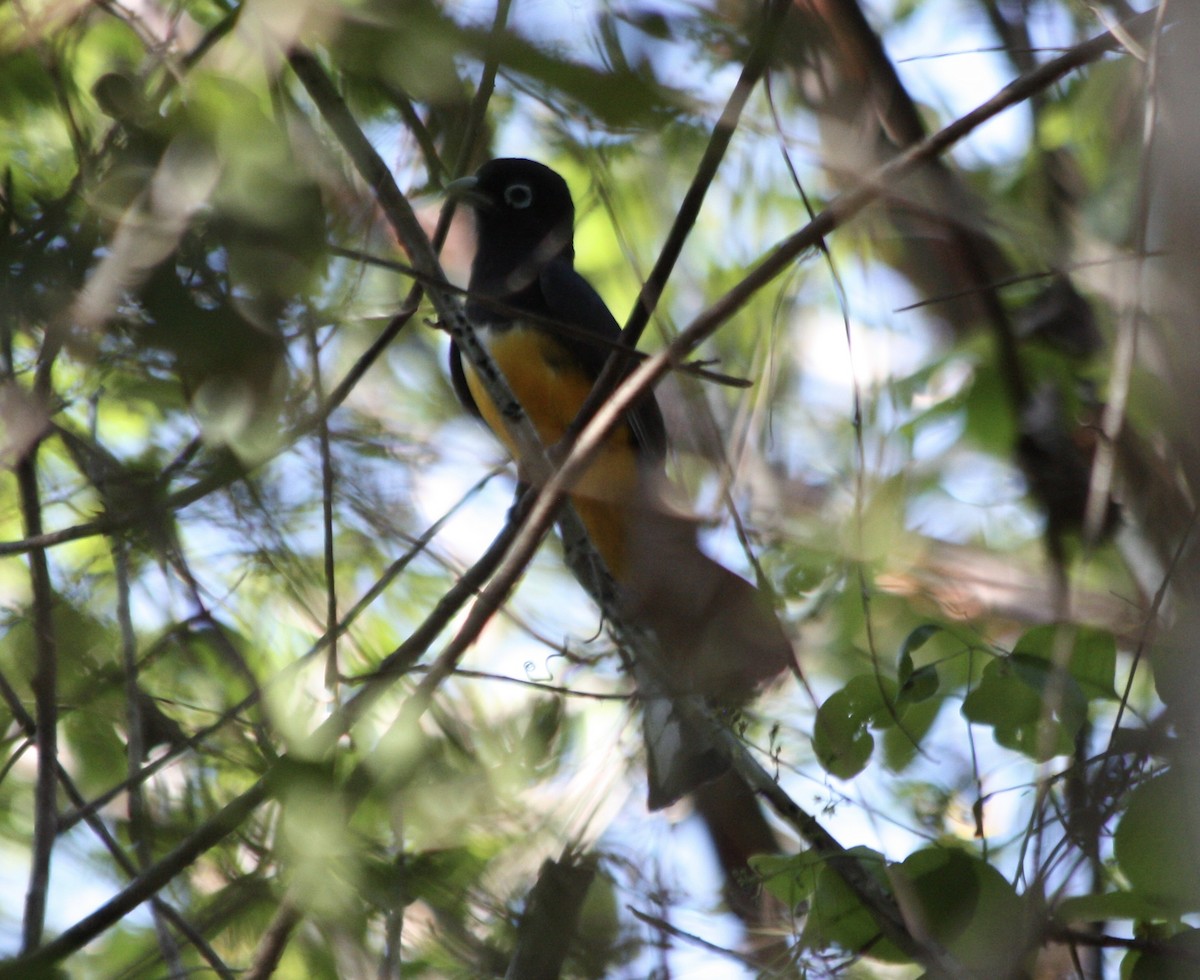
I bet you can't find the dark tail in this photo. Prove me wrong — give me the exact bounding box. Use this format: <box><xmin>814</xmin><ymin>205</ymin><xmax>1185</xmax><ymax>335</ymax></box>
<box><xmin>622</xmin><ymin>507</ymin><xmax>792</xmax><ymax>929</ymax></box>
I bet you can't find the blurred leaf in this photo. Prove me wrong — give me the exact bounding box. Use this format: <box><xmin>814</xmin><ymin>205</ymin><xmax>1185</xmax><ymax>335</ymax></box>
<box><xmin>403</xmin><ymin>846</ymin><xmax>494</xmax><ymax>919</ymax></box>
<box><xmin>900</xmin><ymin>623</ymin><xmax>942</xmax><ymax>659</ymax></box>
<box><xmin>1127</xmin><ymin>928</ymin><xmax>1200</xmax><ymax>980</ymax></box>
<box><xmin>899</xmin><ymin>664</ymin><xmax>938</xmax><ymax>703</ymax></box>
<box><xmin>62</xmin><ymin>697</ymin><xmax>128</xmax><ymax>794</ymax></box>
<box><xmin>813</xmin><ymin>675</ymin><xmax>898</xmax><ymax>779</ymax></box>
<box><xmin>1056</xmin><ymin>890</ymin><xmax>1176</xmax><ymax>924</ymax></box>
<box><xmin>1012</xmin><ymin>624</ymin><xmax>1118</xmax><ymax>700</ymax></box>
<box><xmin>892</xmin><ymin>848</ymin><xmax>1030</xmax><ymax>974</ymax></box>
<box><xmin>521</xmin><ymin>696</ymin><xmax>567</xmax><ymax>774</ymax></box>
<box><xmin>883</xmin><ymin>696</ymin><xmax>944</xmax><ymax>772</ymax></box>
<box><xmin>573</xmin><ymin>871</ymin><xmax>625</xmax><ymax>977</ymax></box>
<box><xmin>803</xmin><ymin>846</ymin><xmax>906</xmax><ymax>961</ymax></box>
<box><xmin>897</xmin><ymin>627</ymin><xmax>941</xmax><ymax>704</ymax></box>
<box><xmin>752</xmin><ymin>851</ymin><xmax>820</xmax><ymax>910</ymax></box>
<box><xmin>962</xmin><ymin>654</ymin><xmax>1080</xmax><ymax>761</ymax></box>
<box><xmin>1115</xmin><ymin>771</ymin><xmax>1200</xmax><ymax>914</ymax></box>
<box><xmin>962</xmin><ymin>358</ymin><xmax>1018</xmax><ymax>455</ymax></box>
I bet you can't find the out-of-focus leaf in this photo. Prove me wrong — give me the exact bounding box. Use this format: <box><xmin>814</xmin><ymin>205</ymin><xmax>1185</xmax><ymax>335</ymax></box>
<box><xmin>897</xmin><ymin>626</ymin><xmax>941</xmax><ymax>703</ymax></box>
<box><xmin>803</xmin><ymin>846</ymin><xmax>907</xmax><ymax>962</ymax></box>
<box><xmin>1056</xmin><ymin>890</ymin><xmax>1175</xmax><ymax>924</ymax></box>
<box><xmin>883</xmin><ymin>696</ymin><xmax>944</xmax><ymax>772</ymax></box>
<box><xmin>474</xmin><ymin>28</ymin><xmax>679</xmax><ymax>129</ymax></box>
<box><xmin>521</xmin><ymin>696</ymin><xmax>567</xmax><ymax>774</ymax></box>
<box><xmin>403</xmin><ymin>846</ymin><xmax>494</xmax><ymax>918</ymax></box>
<box><xmin>1011</xmin><ymin>624</ymin><xmax>1118</xmax><ymax>700</ymax></box>
<box><xmin>892</xmin><ymin>848</ymin><xmax>1030</xmax><ymax>974</ymax></box>
<box><xmin>900</xmin><ymin>622</ymin><xmax>942</xmax><ymax>659</ymax></box>
<box><xmin>962</xmin><ymin>654</ymin><xmax>1080</xmax><ymax>761</ymax></box>
<box><xmin>961</xmin><ymin>358</ymin><xmax>1019</xmax><ymax>455</ymax></box>
<box><xmin>751</xmin><ymin>851</ymin><xmax>820</xmax><ymax>910</ymax></box>
<box><xmin>1115</xmin><ymin>771</ymin><xmax>1200</xmax><ymax>914</ymax></box>
<box><xmin>1127</xmin><ymin>928</ymin><xmax>1200</xmax><ymax>980</ymax></box>
<box><xmin>813</xmin><ymin>675</ymin><xmax>898</xmax><ymax>779</ymax></box>
<box><xmin>573</xmin><ymin>870</ymin><xmax>625</xmax><ymax>977</ymax></box>
<box><xmin>63</xmin><ymin>696</ymin><xmax>128</xmax><ymax>794</ymax></box>
<box><xmin>899</xmin><ymin>664</ymin><xmax>939</xmax><ymax>703</ymax></box>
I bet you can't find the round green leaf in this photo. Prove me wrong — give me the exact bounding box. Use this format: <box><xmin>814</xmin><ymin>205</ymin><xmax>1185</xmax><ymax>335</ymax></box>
<box><xmin>1115</xmin><ymin>771</ymin><xmax>1200</xmax><ymax>913</ymax></box>
<box><xmin>813</xmin><ymin>688</ymin><xmax>876</xmax><ymax>779</ymax></box>
<box><xmin>814</xmin><ymin>675</ymin><xmax>905</xmax><ymax>777</ymax></box>
<box><xmin>1128</xmin><ymin>928</ymin><xmax>1200</xmax><ymax>979</ymax></box>
<box><xmin>893</xmin><ymin>848</ymin><xmax>1030</xmax><ymax>974</ymax></box>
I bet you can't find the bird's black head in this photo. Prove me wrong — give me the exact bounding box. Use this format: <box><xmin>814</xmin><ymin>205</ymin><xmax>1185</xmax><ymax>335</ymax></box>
<box><xmin>452</xmin><ymin>158</ymin><xmax>576</xmax><ymax>300</ymax></box>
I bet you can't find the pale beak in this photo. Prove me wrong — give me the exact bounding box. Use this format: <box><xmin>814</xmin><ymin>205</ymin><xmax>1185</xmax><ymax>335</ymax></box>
<box><xmin>443</xmin><ymin>174</ymin><xmax>488</xmax><ymax>208</ymax></box>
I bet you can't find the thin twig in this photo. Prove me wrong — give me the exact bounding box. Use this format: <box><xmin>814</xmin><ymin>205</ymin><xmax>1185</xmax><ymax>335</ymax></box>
<box><xmin>568</xmin><ymin>0</ymin><xmax>793</xmax><ymax>441</ymax></box>
<box><xmin>15</xmin><ymin>440</ymin><xmax>56</xmax><ymax>955</ymax></box>
<box><xmin>307</xmin><ymin>318</ymin><xmax>340</xmax><ymax>691</ymax></box>
<box><xmin>628</xmin><ymin>905</ymin><xmax>765</xmax><ymax>970</ymax></box>
<box><xmin>0</xmin><ymin>776</ymin><xmax>273</xmax><ymax>976</ymax></box>
<box><xmin>244</xmin><ymin>900</ymin><xmax>303</xmax><ymax>980</ymax></box>
<box><xmin>1083</xmin><ymin>0</ymin><xmax>1171</xmax><ymax>542</ymax></box>
<box><xmin>57</xmin><ymin>470</ymin><xmax>501</xmax><ymax>836</ymax></box>
<box><xmin>0</xmin><ymin>638</ymin><xmax>234</xmax><ymax>977</ymax></box>
<box><xmin>115</xmin><ymin>542</ymin><xmax>187</xmax><ymax>977</ymax></box>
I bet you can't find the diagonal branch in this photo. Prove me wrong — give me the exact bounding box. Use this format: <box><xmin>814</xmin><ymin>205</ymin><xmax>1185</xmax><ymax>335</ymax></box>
<box><xmin>570</xmin><ymin>0</ymin><xmax>793</xmax><ymax>438</ymax></box>
<box><xmin>0</xmin><ymin>776</ymin><xmax>272</xmax><ymax>977</ymax></box>
<box><xmin>416</xmin><ymin>9</ymin><xmax>1163</xmax><ymax>972</ymax></box>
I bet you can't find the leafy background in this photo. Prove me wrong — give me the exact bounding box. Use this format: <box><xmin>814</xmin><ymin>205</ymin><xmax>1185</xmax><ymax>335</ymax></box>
<box><xmin>0</xmin><ymin>1</ymin><xmax>1193</xmax><ymax>978</ymax></box>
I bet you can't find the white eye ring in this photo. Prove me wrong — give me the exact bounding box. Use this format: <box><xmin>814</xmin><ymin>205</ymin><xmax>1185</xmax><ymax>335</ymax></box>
<box><xmin>504</xmin><ymin>183</ymin><xmax>533</xmax><ymax>209</ymax></box>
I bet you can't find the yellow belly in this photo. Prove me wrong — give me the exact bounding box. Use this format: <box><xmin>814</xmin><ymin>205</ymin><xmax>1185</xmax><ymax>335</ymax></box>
<box><xmin>463</xmin><ymin>327</ymin><xmax>640</xmax><ymax>578</ymax></box>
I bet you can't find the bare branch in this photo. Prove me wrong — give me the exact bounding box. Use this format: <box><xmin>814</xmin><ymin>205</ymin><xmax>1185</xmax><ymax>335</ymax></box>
<box><xmin>14</xmin><ymin>443</ymin><xmax>56</xmax><ymax>955</ymax></box>
<box><xmin>0</xmin><ymin>777</ymin><xmax>272</xmax><ymax>976</ymax></box>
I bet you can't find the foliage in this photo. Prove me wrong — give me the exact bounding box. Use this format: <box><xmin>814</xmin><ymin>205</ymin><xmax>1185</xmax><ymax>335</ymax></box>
<box><xmin>0</xmin><ymin>1</ymin><xmax>1190</xmax><ymax>978</ymax></box>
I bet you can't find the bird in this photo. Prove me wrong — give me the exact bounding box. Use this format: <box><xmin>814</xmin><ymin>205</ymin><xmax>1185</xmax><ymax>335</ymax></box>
<box><xmin>445</xmin><ymin>158</ymin><xmax>791</xmax><ymax>921</ymax></box>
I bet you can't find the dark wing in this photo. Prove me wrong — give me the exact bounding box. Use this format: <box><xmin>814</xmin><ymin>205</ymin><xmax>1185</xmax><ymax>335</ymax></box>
<box><xmin>538</xmin><ymin>259</ymin><xmax>668</xmax><ymax>461</ymax></box>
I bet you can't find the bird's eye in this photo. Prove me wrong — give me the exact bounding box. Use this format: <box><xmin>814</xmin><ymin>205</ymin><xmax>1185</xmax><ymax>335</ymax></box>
<box><xmin>504</xmin><ymin>183</ymin><xmax>533</xmax><ymax>209</ymax></box>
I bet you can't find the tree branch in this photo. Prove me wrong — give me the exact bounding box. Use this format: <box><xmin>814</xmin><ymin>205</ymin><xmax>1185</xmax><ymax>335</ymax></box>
<box><xmin>0</xmin><ymin>776</ymin><xmax>272</xmax><ymax>976</ymax></box>
<box><xmin>14</xmin><ymin>440</ymin><xmax>56</xmax><ymax>955</ymax></box>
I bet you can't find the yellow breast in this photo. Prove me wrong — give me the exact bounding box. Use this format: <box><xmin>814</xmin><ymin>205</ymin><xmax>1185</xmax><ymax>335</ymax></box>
<box><xmin>462</xmin><ymin>326</ymin><xmax>641</xmax><ymax>578</ymax></box>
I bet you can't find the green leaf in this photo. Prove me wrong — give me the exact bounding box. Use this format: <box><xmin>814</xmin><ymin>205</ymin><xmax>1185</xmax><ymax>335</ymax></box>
<box><xmin>899</xmin><ymin>664</ymin><xmax>939</xmax><ymax>703</ymax></box>
<box><xmin>804</xmin><ymin>847</ymin><xmax>907</xmax><ymax>962</ymax></box>
<box><xmin>893</xmin><ymin>848</ymin><xmax>1030</xmax><ymax>974</ymax></box>
<box><xmin>402</xmin><ymin>846</ymin><xmax>493</xmax><ymax>917</ymax></box>
<box><xmin>1012</xmin><ymin>624</ymin><xmax>1118</xmax><ymax>700</ymax></box>
<box><xmin>883</xmin><ymin>696</ymin><xmax>944</xmax><ymax>772</ymax></box>
<box><xmin>813</xmin><ymin>675</ymin><xmax>899</xmax><ymax>778</ymax></box>
<box><xmin>751</xmin><ymin>852</ymin><xmax>819</xmax><ymax>910</ymax></box>
<box><xmin>1127</xmin><ymin>928</ymin><xmax>1200</xmax><ymax>980</ymax></box>
<box><xmin>897</xmin><ymin>626</ymin><xmax>942</xmax><ymax>705</ymax></box>
<box><xmin>962</xmin><ymin>655</ymin><xmax>1080</xmax><ymax>761</ymax></box>
<box><xmin>900</xmin><ymin>623</ymin><xmax>943</xmax><ymax>659</ymax></box>
<box><xmin>813</xmin><ymin>690</ymin><xmax>875</xmax><ymax>779</ymax></box>
<box><xmin>1057</xmin><ymin>890</ymin><xmax>1177</xmax><ymax>924</ymax></box>
<box><xmin>962</xmin><ymin>359</ymin><xmax>1019</xmax><ymax>454</ymax></box>
<box><xmin>1115</xmin><ymin>771</ymin><xmax>1200</xmax><ymax>913</ymax></box>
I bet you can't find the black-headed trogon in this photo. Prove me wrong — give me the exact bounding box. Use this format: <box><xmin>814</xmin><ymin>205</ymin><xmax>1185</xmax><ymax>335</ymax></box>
<box><xmin>446</xmin><ymin>159</ymin><xmax>791</xmax><ymax>921</ymax></box>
